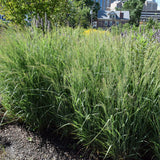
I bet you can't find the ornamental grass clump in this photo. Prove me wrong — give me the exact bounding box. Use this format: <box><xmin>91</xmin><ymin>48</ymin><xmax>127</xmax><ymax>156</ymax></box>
<box><xmin>0</xmin><ymin>27</ymin><xmax>160</xmax><ymax>159</ymax></box>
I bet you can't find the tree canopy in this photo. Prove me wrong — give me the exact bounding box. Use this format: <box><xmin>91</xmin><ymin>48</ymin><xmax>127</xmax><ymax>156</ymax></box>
<box><xmin>0</xmin><ymin>0</ymin><xmax>99</xmax><ymax>28</ymax></box>
<box><xmin>0</xmin><ymin>0</ymin><xmax>68</xmax><ymax>24</ymax></box>
<box><xmin>123</xmin><ymin>0</ymin><xmax>145</xmax><ymax>25</ymax></box>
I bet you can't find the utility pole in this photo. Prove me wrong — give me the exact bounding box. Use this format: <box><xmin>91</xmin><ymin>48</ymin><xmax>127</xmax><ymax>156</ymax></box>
<box><xmin>90</xmin><ymin>2</ymin><xmax>96</xmax><ymax>27</ymax></box>
<box><xmin>90</xmin><ymin>9</ymin><xmax>93</xmax><ymax>27</ymax></box>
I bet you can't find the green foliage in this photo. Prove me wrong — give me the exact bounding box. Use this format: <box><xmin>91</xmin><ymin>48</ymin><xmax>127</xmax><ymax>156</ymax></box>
<box><xmin>0</xmin><ymin>27</ymin><xmax>160</xmax><ymax>159</ymax></box>
<box><xmin>0</xmin><ymin>0</ymin><xmax>99</xmax><ymax>28</ymax></box>
<box><xmin>0</xmin><ymin>0</ymin><xmax>67</xmax><ymax>25</ymax></box>
<box><xmin>69</xmin><ymin>0</ymin><xmax>99</xmax><ymax>28</ymax></box>
<box><xmin>146</xmin><ymin>18</ymin><xmax>159</xmax><ymax>29</ymax></box>
<box><xmin>123</xmin><ymin>0</ymin><xmax>145</xmax><ymax>26</ymax></box>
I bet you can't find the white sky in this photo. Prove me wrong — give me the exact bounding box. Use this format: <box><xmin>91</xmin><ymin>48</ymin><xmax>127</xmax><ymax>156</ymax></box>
<box><xmin>156</xmin><ymin>0</ymin><xmax>160</xmax><ymax>10</ymax></box>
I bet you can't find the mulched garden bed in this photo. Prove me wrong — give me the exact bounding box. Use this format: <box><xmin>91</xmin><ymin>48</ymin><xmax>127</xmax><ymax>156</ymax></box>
<box><xmin>0</xmin><ymin>123</ymin><xmax>89</xmax><ymax>160</ymax></box>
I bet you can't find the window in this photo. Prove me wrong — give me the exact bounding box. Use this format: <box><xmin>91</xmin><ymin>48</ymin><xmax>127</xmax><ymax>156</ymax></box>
<box><xmin>105</xmin><ymin>21</ymin><xmax>108</xmax><ymax>26</ymax></box>
<box><xmin>110</xmin><ymin>14</ymin><xmax>116</xmax><ymax>19</ymax></box>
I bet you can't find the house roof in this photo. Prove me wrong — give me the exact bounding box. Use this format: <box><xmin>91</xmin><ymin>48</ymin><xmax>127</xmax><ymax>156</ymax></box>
<box><xmin>97</xmin><ymin>10</ymin><xmax>130</xmax><ymax>20</ymax></box>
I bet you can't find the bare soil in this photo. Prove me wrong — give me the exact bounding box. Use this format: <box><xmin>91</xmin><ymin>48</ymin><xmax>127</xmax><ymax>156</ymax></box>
<box><xmin>0</xmin><ymin>97</ymin><xmax>96</xmax><ymax>160</ymax></box>
<box><xmin>0</xmin><ymin>123</ymin><xmax>88</xmax><ymax>160</ymax></box>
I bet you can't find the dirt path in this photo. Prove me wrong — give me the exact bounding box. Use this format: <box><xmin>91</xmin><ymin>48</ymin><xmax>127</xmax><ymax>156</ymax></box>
<box><xmin>0</xmin><ymin>124</ymin><xmax>86</xmax><ymax>160</ymax></box>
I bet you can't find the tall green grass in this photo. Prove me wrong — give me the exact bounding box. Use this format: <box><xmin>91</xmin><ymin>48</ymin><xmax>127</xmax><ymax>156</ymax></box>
<box><xmin>0</xmin><ymin>27</ymin><xmax>160</xmax><ymax>159</ymax></box>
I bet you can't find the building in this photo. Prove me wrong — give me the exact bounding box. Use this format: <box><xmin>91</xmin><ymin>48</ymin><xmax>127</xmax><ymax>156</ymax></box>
<box><xmin>93</xmin><ymin>0</ymin><xmax>117</xmax><ymax>10</ymax></box>
<box><xmin>97</xmin><ymin>10</ymin><xmax>130</xmax><ymax>28</ymax></box>
<box><xmin>92</xmin><ymin>0</ymin><xmax>130</xmax><ymax>28</ymax></box>
<box><xmin>92</xmin><ymin>0</ymin><xmax>128</xmax><ymax>10</ymax></box>
<box><xmin>94</xmin><ymin>0</ymin><xmax>160</xmax><ymax>11</ymax></box>
<box><xmin>143</xmin><ymin>0</ymin><xmax>158</xmax><ymax>11</ymax></box>
<box><xmin>140</xmin><ymin>0</ymin><xmax>160</xmax><ymax>22</ymax></box>
<box><xmin>140</xmin><ymin>11</ymin><xmax>160</xmax><ymax>22</ymax></box>
<box><xmin>110</xmin><ymin>1</ymin><xmax>123</xmax><ymax>11</ymax></box>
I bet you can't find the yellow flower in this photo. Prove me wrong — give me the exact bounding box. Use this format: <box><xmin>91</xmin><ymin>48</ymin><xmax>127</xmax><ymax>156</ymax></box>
<box><xmin>84</xmin><ymin>29</ymin><xmax>110</xmax><ymax>36</ymax></box>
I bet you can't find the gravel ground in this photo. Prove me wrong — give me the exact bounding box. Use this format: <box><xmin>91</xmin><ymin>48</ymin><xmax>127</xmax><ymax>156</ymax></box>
<box><xmin>0</xmin><ymin>123</ymin><xmax>88</xmax><ymax>160</ymax></box>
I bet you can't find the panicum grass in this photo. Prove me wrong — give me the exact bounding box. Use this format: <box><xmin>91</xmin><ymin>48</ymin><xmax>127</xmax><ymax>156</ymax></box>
<box><xmin>0</xmin><ymin>27</ymin><xmax>160</xmax><ymax>159</ymax></box>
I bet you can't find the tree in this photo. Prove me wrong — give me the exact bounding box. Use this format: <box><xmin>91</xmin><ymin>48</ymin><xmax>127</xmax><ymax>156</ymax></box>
<box><xmin>0</xmin><ymin>0</ymin><xmax>69</xmax><ymax>25</ymax></box>
<box><xmin>0</xmin><ymin>0</ymin><xmax>99</xmax><ymax>28</ymax></box>
<box><xmin>52</xmin><ymin>0</ymin><xmax>99</xmax><ymax>28</ymax></box>
<box><xmin>123</xmin><ymin>0</ymin><xmax>145</xmax><ymax>26</ymax></box>
<box><xmin>68</xmin><ymin>0</ymin><xmax>99</xmax><ymax>28</ymax></box>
